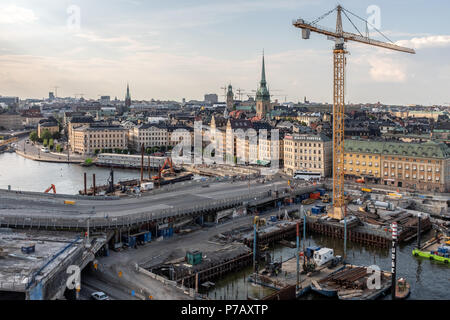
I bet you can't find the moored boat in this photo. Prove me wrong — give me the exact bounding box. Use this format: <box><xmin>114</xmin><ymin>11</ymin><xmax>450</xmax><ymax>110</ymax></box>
<box><xmin>395</xmin><ymin>278</ymin><xmax>410</xmax><ymax>299</ymax></box>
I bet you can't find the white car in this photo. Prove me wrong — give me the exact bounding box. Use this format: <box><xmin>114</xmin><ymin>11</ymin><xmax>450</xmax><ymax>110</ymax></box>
<box><xmin>91</xmin><ymin>292</ymin><xmax>109</xmax><ymax>300</ymax></box>
<box><xmin>41</xmin><ymin>147</ymin><xmax>49</xmax><ymax>153</ymax></box>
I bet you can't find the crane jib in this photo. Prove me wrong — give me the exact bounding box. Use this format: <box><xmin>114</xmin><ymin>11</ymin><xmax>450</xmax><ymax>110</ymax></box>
<box><xmin>292</xmin><ymin>20</ymin><xmax>415</xmax><ymax>54</ymax></box>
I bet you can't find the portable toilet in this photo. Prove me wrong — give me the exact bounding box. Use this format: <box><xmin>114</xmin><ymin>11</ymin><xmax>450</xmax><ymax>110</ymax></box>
<box><xmin>186</xmin><ymin>250</ymin><xmax>203</xmax><ymax>266</ymax></box>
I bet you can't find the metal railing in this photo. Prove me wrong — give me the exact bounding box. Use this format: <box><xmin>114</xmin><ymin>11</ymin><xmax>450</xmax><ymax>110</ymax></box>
<box><xmin>0</xmin><ymin>184</ymin><xmax>322</xmax><ymax>230</ymax></box>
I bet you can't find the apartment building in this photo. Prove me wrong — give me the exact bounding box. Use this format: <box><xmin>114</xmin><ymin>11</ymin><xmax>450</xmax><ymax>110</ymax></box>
<box><xmin>283</xmin><ymin>133</ymin><xmax>332</xmax><ymax>177</ymax></box>
<box><xmin>343</xmin><ymin>139</ymin><xmax>450</xmax><ymax>192</ymax></box>
<box><xmin>344</xmin><ymin>140</ymin><xmax>382</xmax><ymax>183</ymax></box>
<box><xmin>129</xmin><ymin>123</ymin><xmax>169</xmax><ymax>151</ymax></box>
<box><xmin>68</xmin><ymin>116</ymin><xmax>94</xmax><ymax>147</ymax></box>
<box><xmin>38</xmin><ymin>122</ymin><xmax>59</xmax><ymax>138</ymax></box>
<box><xmin>72</xmin><ymin>124</ymin><xmax>128</xmax><ymax>155</ymax></box>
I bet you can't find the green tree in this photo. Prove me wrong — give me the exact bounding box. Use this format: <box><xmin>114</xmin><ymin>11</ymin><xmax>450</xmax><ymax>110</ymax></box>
<box><xmin>29</xmin><ymin>131</ymin><xmax>38</xmax><ymax>142</ymax></box>
<box><xmin>41</xmin><ymin>130</ymin><xmax>52</xmax><ymax>141</ymax></box>
<box><xmin>43</xmin><ymin>139</ymin><xmax>48</xmax><ymax>147</ymax></box>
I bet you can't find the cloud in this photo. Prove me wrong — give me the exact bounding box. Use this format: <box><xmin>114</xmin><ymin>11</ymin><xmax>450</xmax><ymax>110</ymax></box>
<box><xmin>396</xmin><ymin>35</ymin><xmax>450</xmax><ymax>49</ymax></box>
<box><xmin>0</xmin><ymin>5</ymin><xmax>38</xmax><ymax>24</ymax></box>
<box><xmin>368</xmin><ymin>57</ymin><xmax>406</xmax><ymax>83</ymax></box>
<box><xmin>74</xmin><ymin>31</ymin><xmax>160</xmax><ymax>53</ymax></box>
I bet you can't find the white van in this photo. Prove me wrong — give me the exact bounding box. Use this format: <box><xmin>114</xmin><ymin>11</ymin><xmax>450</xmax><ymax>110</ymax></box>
<box><xmin>313</xmin><ymin>248</ymin><xmax>335</xmax><ymax>266</ymax></box>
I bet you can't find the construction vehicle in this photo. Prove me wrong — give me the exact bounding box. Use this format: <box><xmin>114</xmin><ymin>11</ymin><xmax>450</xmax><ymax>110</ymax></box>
<box><xmin>355</xmin><ymin>177</ymin><xmax>365</xmax><ymax>184</ymax></box>
<box><xmin>293</xmin><ymin>5</ymin><xmax>414</xmax><ymax>220</ymax></box>
<box><xmin>321</xmin><ymin>194</ymin><xmax>330</xmax><ymax>203</ymax></box>
<box><xmin>254</xmin><ymin>216</ymin><xmax>266</xmax><ymax>228</ymax></box>
<box><xmin>152</xmin><ymin>157</ymin><xmax>175</xmax><ymax>180</ymax></box>
<box><xmin>44</xmin><ymin>184</ymin><xmax>56</xmax><ymax>194</ymax></box>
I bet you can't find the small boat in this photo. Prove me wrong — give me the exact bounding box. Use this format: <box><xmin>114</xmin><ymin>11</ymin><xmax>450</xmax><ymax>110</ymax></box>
<box><xmin>395</xmin><ymin>278</ymin><xmax>410</xmax><ymax>300</ymax></box>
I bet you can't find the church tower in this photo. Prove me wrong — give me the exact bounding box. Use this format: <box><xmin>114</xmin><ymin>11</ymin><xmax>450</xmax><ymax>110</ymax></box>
<box><xmin>255</xmin><ymin>53</ymin><xmax>271</xmax><ymax>119</ymax></box>
<box><xmin>125</xmin><ymin>83</ymin><xmax>132</xmax><ymax>110</ymax></box>
<box><xmin>226</xmin><ymin>84</ymin><xmax>234</xmax><ymax>111</ymax></box>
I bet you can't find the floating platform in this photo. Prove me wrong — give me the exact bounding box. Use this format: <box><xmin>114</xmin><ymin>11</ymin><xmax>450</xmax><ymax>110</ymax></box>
<box><xmin>313</xmin><ymin>264</ymin><xmax>392</xmax><ymax>300</ymax></box>
<box><xmin>412</xmin><ymin>235</ymin><xmax>450</xmax><ymax>264</ymax></box>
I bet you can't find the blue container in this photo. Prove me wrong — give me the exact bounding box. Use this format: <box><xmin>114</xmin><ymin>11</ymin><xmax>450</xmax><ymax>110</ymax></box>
<box><xmin>306</xmin><ymin>246</ymin><xmax>321</xmax><ymax>258</ymax></box>
<box><xmin>316</xmin><ymin>205</ymin><xmax>326</xmax><ymax>212</ymax></box>
<box><xmin>122</xmin><ymin>235</ymin><xmax>136</xmax><ymax>248</ymax></box>
<box><xmin>21</xmin><ymin>245</ymin><xmax>35</xmax><ymax>254</ymax></box>
<box><xmin>311</xmin><ymin>207</ymin><xmax>321</xmax><ymax>214</ymax></box>
<box><xmin>270</xmin><ymin>215</ymin><xmax>277</xmax><ymax>222</ymax></box>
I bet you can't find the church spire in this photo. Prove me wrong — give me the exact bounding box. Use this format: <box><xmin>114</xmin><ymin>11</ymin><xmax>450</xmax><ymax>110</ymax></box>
<box><xmin>261</xmin><ymin>50</ymin><xmax>266</xmax><ymax>84</ymax></box>
<box><xmin>125</xmin><ymin>82</ymin><xmax>131</xmax><ymax>109</ymax></box>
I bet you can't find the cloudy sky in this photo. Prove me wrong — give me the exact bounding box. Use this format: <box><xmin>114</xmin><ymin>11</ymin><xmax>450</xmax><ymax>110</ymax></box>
<box><xmin>0</xmin><ymin>0</ymin><xmax>449</xmax><ymax>105</ymax></box>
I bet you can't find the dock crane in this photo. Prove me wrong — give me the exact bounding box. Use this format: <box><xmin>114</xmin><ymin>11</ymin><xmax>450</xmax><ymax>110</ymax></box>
<box><xmin>293</xmin><ymin>5</ymin><xmax>415</xmax><ymax>220</ymax></box>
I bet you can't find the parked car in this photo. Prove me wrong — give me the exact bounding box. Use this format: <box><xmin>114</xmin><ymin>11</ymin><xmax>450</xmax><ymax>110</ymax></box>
<box><xmin>41</xmin><ymin>147</ymin><xmax>49</xmax><ymax>153</ymax></box>
<box><xmin>91</xmin><ymin>292</ymin><xmax>109</xmax><ymax>300</ymax></box>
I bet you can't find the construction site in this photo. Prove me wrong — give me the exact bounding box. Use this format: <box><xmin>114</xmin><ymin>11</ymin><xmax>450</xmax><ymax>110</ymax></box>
<box><xmin>0</xmin><ymin>5</ymin><xmax>449</xmax><ymax>302</ymax></box>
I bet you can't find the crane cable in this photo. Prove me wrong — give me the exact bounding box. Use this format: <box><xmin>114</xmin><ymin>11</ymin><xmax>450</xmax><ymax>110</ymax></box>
<box><xmin>310</xmin><ymin>6</ymin><xmax>337</xmax><ymax>26</ymax></box>
<box><xmin>341</xmin><ymin>7</ymin><xmax>394</xmax><ymax>44</ymax></box>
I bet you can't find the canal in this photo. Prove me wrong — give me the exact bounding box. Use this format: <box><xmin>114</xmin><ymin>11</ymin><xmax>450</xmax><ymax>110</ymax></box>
<box><xmin>0</xmin><ymin>152</ymin><xmax>151</xmax><ymax>195</ymax></box>
<box><xmin>207</xmin><ymin>231</ymin><xmax>449</xmax><ymax>300</ymax></box>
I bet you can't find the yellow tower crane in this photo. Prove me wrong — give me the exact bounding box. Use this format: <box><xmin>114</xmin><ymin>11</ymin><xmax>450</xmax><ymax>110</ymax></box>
<box><xmin>293</xmin><ymin>5</ymin><xmax>415</xmax><ymax>220</ymax></box>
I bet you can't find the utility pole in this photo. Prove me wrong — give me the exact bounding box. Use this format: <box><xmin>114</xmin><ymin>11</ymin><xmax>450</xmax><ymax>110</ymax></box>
<box><xmin>391</xmin><ymin>222</ymin><xmax>398</xmax><ymax>300</ymax></box>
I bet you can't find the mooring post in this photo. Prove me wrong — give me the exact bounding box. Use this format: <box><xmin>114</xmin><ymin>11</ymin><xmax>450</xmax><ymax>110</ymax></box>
<box><xmin>93</xmin><ymin>174</ymin><xmax>96</xmax><ymax>196</ymax></box>
<box><xmin>417</xmin><ymin>213</ymin><xmax>422</xmax><ymax>249</ymax></box>
<box><xmin>84</xmin><ymin>172</ymin><xmax>87</xmax><ymax>195</ymax></box>
<box><xmin>344</xmin><ymin>215</ymin><xmax>347</xmax><ymax>261</ymax></box>
<box><xmin>296</xmin><ymin>221</ymin><xmax>300</xmax><ymax>291</ymax></box>
<box><xmin>253</xmin><ymin>223</ymin><xmax>257</xmax><ymax>274</ymax></box>
<box><xmin>391</xmin><ymin>222</ymin><xmax>398</xmax><ymax>300</ymax></box>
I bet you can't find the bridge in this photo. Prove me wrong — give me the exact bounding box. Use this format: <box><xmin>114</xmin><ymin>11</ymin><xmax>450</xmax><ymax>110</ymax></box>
<box><xmin>0</xmin><ymin>179</ymin><xmax>323</xmax><ymax>230</ymax></box>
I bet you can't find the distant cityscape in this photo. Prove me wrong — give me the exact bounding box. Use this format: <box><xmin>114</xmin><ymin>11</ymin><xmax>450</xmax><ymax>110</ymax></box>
<box><xmin>1</xmin><ymin>53</ymin><xmax>449</xmax><ymax>192</ymax></box>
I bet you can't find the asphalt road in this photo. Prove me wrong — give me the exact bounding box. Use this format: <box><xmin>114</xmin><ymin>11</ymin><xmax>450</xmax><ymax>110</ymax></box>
<box><xmin>0</xmin><ymin>178</ymin><xmax>294</xmax><ymax>218</ymax></box>
<box><xmin>16</xmin><ymin>139</ymin><xmax>85</xmax><ymax>162</ymax></box>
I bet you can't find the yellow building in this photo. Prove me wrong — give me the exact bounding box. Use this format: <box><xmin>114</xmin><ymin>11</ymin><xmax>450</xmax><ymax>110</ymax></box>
<box><xmin>344</xmin><ymin>139</ymin><xmax>450</xmax><ymax>192</ymax></box>
<box><xmin>38</xmin><ymin>122</ymin><xmax>59</xmax><ymax>138</ymax></box>
<box><xmin>72</xmin><ymin>124</ymin><xmax>128</xmax><ymax>155</ymax></box>
<box><xmin>343</xmin><ymin>140</ymin><xmax>382</xmax><ymax>183</ymax></box>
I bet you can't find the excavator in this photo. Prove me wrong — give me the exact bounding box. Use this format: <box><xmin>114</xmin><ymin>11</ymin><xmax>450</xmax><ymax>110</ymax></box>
<box><xmin>152</xmin><ymin>157</ymin><xmax>175</xmax><ymax>181</ymax></box>
<box><xmin>44</xmin><ymin>184</ymin><xmax>56</xmax><ymax>194</ymax></box>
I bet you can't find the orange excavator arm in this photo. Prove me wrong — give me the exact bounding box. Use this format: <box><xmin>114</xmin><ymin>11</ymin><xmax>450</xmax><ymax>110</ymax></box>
<box><xmin>152</xmin><ymin>157</ymin><xmax>175</xmax><ymax>180</ymax></box>
<box><xmin>44</xmin><ymin>184</ymin><xmax>56</xmax><ymax>194</ymax></box>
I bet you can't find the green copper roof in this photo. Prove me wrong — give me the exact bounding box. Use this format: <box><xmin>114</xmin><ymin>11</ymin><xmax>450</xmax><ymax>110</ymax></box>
<box><xmin>344</xmin><ymin>139</ymin><xmax>450</xmax><ymax>159</ymax></box>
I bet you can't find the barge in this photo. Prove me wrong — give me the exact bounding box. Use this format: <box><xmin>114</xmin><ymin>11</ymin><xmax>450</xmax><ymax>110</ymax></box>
<box><xmin>412</xmin><ymin>234</ymin><xmax>450</xmax><ymax>264</ymax></box>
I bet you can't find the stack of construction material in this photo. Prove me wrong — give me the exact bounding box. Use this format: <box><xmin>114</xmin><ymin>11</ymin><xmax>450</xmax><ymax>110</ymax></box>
<box><xmin>321</xmin><ymin>267</ymin><xmax>368</xmax><ymax>289</ymax></box>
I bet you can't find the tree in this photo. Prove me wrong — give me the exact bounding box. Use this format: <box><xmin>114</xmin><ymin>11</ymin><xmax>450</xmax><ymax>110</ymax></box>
<box><xmin>29</xmin><ymin>131</ymin><xmax>38</xmax><ymax>143</ymax></box>
<box><xmin>41</xmin><ymin>130</ymin><xmax>52</xmax><ymax>141</ymax></box>
<box><xmin>52</xmin><ymin>132</ymin><xmax>61</xmax><ymax>140</ymax></box>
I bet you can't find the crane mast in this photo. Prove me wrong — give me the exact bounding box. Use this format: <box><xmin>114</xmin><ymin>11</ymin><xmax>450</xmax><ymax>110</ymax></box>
<box><xmin>332</xmin><ymin>7</ymin><xmax>346</xmax><ymax>219</ymax></box>
<box><xmin>293</xmin><ymin>5</ymin><xmax>415</xmax><ymax>220</ymax></box>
